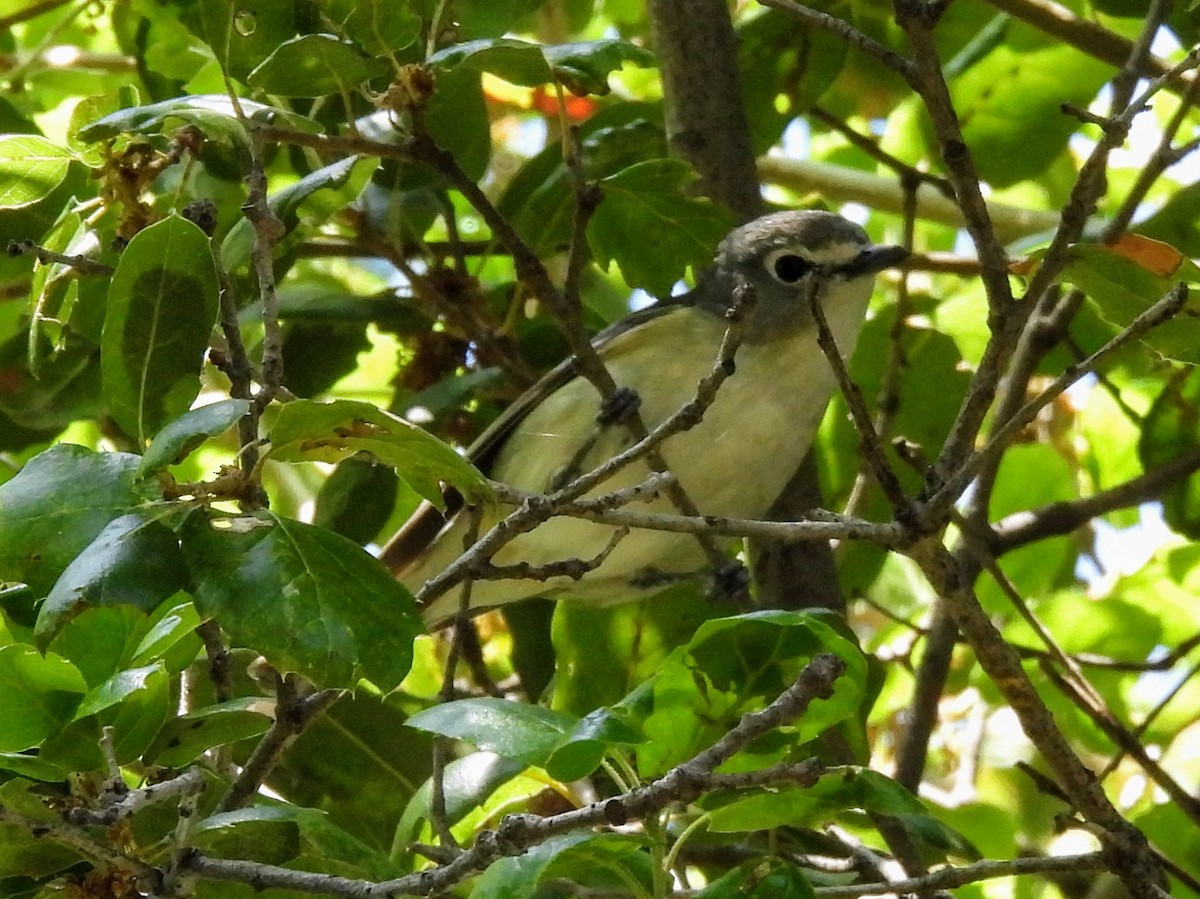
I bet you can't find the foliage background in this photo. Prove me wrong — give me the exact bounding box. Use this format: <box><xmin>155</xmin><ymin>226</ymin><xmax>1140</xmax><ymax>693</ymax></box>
<box><xmin>0</xmin><ymin>0</ymin><xmax>1199</xmax><ymax>896</ymax></box>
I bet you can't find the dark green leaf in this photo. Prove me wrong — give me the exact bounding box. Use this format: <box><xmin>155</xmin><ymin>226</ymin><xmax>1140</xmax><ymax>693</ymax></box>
<box><xmin>544</xmin><ymin>707</ymin><xmax>642</xmax><ymax>781</ymax></box>
<box><xmin>265</xmin><ymin>398</ymin><xmax>489</xmax><ymax>507</ymax></box>
<box><xmin>591</xmin><ymin>159</ymin><xmax>735</xmax><ymax>296</ymax></box>
<box><xmin>638</xmin><ymin>612</ymin><xmax>866</xmax><ymax>776</ymax></box>
<box><xmin>47</xmin><ymin>604</ymin><xmax>149</xmax><ymax>687</ymax></box>
<box><xmin>1141</xmin><ymin>368</ymin><xmax>1200</xmax><ymax>539</ymax></box>
<box><xmin>334</xmin><ymin>0</ymin><xmax>420</xmax><ymax>57</ymax></box>
<box><xmin>73</xmin><ymin>662</ymin><xmax>165</xmax><ymax>719</ymax></box>
<box><xmin>0</xmin><ymin>645</ymin><xmax>86</xmax><ymax>751</ymax></box>
<box><xmin>0</xmin><ymin>445</ymin><xmax>151</xmax><ymax>595</ymax></box>
<box><xmin>406</xmin><ymin>698</ymin><xmax>577</xmax><ymax>767</ymax></box>
<box><xmin>952</xmin><ymin>43</ymin><xmax>1110</xmax><ymax>188</ymax></box>
<box><xmin>0</xmin><ymin>780</ymin><xmax>82</xmax><ymax>876</ymax></box>
<box><xmin>1059</xmin><ymin>243</ymin><xmax>1200</xmax><ymax>364</ymax></box>
<box><xmin>471</xmin><ymin>833</ymin><xmax>593</xmax><ymax>899</ymax></box>
<box><xmin>190</xmin><ymin>806</ymin><xmax>301</xmax><ymax>865</ymax></box>
<box><xmin>697</xmin><ymin>858</ymin><xmax>815</xmax><ymax>899</ymax></box>
<box><xmin>145</xmin><ymin>697</ymin><xmax>273</xmax><ymax>768</ymax></box>
<box><xmin>182</xmin><ymin>510</ymin><xmax>421</xmax><ymax>691</ymax></box>
<box><xmin>247</xmin><ymin>34</ymin><xmax>390</xmax><ymax>98</ymax></box>
<box><xmin>100</xmin><ymin>215</ymin><xmax>220</xmax><ymax>444</ymax></box>
<box><xmin>429</xmin><ymin>38</ymin><xmax>653</xmax><ymax>95</ymax></box>
<box><xmin>76</xmin><ymin>94</ymin><xmax>321</xmax><ymax>143</ymax></box>
<box><xmin>0</xmin><ymin>135</ymin><xmax>75</xmax><ymax>210</ymax></box>
<box><xmin>221</xmin><ymin>156</ymin><xmax>376</xmax><ymax>269</ymax></box>
<box><xmin>36</xmin><ymin>512</ymin><xmax>187</xmax><ymax>640</ymax></box>
<box><xmin>313</xmin><ymin>458</ymin><xmax>398</xmax><ymax>545</ymax></box>
<box><xmin>427</xmin><ymin>38</ymin><xmax>553</xmax><ymax>86</ymax></box>
<box><xmin>543</xmin><ymin>40</ymin><xmax>655</xmax><ymax>95</ymax></box>
<box><xmin>137</xmin><ymin>399</ymin><xmax>251</xmax><ymax>477</ymax></box>
<box><xmin>451</xmin><ymin>0</ymin><xmax>545</xmax><ymax>39</ymax></box>
<box><xmin>705</xmin><ymin>766</ymin><xmax>924</xmax><ymax>833</ymax></box>
<box><xmin>539</xmin><ymin>834</ymin><xmax>654</xmax><ymax>894</ymax></box>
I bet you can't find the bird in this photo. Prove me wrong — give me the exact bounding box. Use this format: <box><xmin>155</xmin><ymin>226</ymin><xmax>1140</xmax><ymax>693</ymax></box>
<box><xmin>381</xmin><ymin>210</ymin><xmax>908</xmax><ymax>628</ymax></box>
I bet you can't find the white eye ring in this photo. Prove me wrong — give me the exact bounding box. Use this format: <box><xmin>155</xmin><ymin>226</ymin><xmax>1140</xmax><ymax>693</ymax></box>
<box><xmin>765</xmin><ymin>248</ymin><xmax>814</xmax><ymax>284</ymax></box>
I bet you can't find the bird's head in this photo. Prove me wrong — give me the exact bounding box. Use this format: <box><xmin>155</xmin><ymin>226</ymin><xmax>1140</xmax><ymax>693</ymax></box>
<box><xmin>696</xmin><ymin>210</ymin><xmax>908</xmax><ymax>340</ymax></box>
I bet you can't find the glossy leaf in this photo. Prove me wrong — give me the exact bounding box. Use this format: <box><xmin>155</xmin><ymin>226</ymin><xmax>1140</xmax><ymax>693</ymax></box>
<box><xmin>1141</xmin><ymin>368</ymin><xmax>1200</xmax><ymax>539</ymax></box>
<box><xmin>247</xmin><ymin>34</ymin><xmax>390</xmax><ymax>98</ymax></box>
<box><xmin>73</xmin><ymin>662</ymin><xmax>165</xmax><ymax>720</ymax></box>
<box><xmin>406</xmin><ymin>698</ymin><xmax>578</xmax><ymax>767</ymax></box>
<box><xmin>76</xmin><ymin>94</ymin><xmax>321</xmax><ymax>143</ymax></box>
<box><xmin>182</xmin><ymin>510</ymin><xmax>421</xmax><ymax>691</ymax></box>
<box><xmin>36</xmin><ymin>512</ymin><xmax>188</xmax><ymax>639</ymax></box>
<box><xmin>100</xmin><ymin>215</ymin><xmax>220</xmax><ymax>444</ymax></box>
<box><xmin>0</xmin><ymin>646</ymin><xmax>86</xmax><ymax>751</ymax></box>
<box><xmin>1058</xmin><ymin>241</ymin><xmax>1200</xmax><ymax>364</ymax></box>
<box><xmin>697</xmin><ymin>858</ymin><xmax>815</xmax><ymax>899</ymax></box>
<box><xmin>0</xmin><ymin>135</ymin><xmax>75</xmax><ymax>210</ymax></box>
<box><xmin>265</xmin><ymin>398</ymin><xmax>489</xmax><ymax>507</ymax></box>
<box><xmin>0</xmin><ymin>445</ymin><xmax>151</xmax><ymax>595</ymax></box>
<box><xmin>952</xmin><ymin>43</ymin><xmax>1110</xmax><ymax>188</ymax></box>
<box><xmin>591</xmin><ymin>159</ymin><xmax>735</xmax><ymax>296</ymax></box>
<box><xmin>145</xmin><ymin>697</ymin><xmax>274</xmax><ymax>767</ymax></box>
<box><xmin>220</xmin><ymin>156</ymin><xmax>376</xmax><ymax>269</ymax></box>
<box><xmin>638</xmin><ymin>612</ymin><xmax>867</xmax><ymax>776</ymax></box>
<box><xmin>137</xmin><ymin>398</ymin><xmax>251</xmax><ymax>477</ymax></box>
<box><xmin>430</xmin><ymin>38</ymin><xmax>653</xmax><ymax>95</ymax></box>
<box><xmin>333</xmin><ymin>0</ymin><xmax>420</xmax><ymax>57</ymax></box>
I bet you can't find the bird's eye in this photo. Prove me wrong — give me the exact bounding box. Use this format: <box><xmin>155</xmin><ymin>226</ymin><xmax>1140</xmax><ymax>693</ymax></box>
<box><xmin>766</xmin><ymin>249</ymin><xmax>813</xmax><ymax>284</ymax></box>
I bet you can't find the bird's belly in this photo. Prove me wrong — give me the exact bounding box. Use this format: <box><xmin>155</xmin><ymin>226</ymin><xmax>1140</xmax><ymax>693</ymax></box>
<box><xmin>413</xmin><ymin>303</ymin><xmax>864</xmax><ymax>621</ymax></box>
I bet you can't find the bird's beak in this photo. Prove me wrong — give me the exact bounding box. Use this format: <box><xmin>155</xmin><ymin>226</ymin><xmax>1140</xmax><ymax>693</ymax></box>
<box><xmin>839</xmin><ymin>244</ymin><xmax>910</xmax><ymax>278</ymax></box>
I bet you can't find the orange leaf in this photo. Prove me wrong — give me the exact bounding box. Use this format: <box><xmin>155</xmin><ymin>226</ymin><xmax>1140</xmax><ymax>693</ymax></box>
<box><xmin>1105</xmin><ymin>233</ymin><xmax>1184</xmax><ymax>278</ymax></box>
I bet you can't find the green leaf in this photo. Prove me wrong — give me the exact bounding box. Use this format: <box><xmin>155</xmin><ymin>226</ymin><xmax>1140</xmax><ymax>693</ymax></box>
<box><xmin>36</xmin><ymin>512</ymin><xmax>188</xmax><ymax>640</ymax></box>
<box><xmin>539</xmin><ymin>833</ymin><xmax>654</xmax><ymax>895</ymax></box>
<box><xmin>952</xmin><ymin>43</ymin><xmax>1111</xmax><ymax>188</ymax></box>
<box><xmin>100</xmin><ymin>215</ymin><xmax>220</xmax><ymax>444</ymax></box>
<box><xmin>145</xmin><ymin>697</ymin><xmax>274</xmax><ymax>767</ymax></box>
<box><xmin>427</xmin><ymin>38</ymin><xmax>553</xmax><ymax>86</ymax></box>
<box><xmin>1059</xmin><ymin>243</ymin><xmax>1200</xmax><ymax>364</ymax></box>
<box><xmin>137</xmin><ymin>398</ymin><xmax>251</xmax><ymax>477</ymax></box>
<box><xmin>26</xmin><ymin>208</ymin><xmax>95</xmax><ymax>375</ymax></box>
<box><xmin>190</xmin><ymin>806</ymin><xmax>302</xmax><ymax>866</ymax></box>
<box><xmin>334</xmin><ymin>0</ymin><xmax>420</xmax><ymax>58</ymax></box>
<box><xmin>1141</xmin><ymin>368</ymin><xmax>1200</xmax><ymax>539</ymax></box>
<box><xmin>313</xmin><ymin>458</ymin><xmax>398</xmax><ymax>544</ymax></box>
<box><xmin>0</xmin><ymin>135</ymin><xmax>75</xmax><ymax>210</ymax></box>
<box><xmin>182</xmin><ymin>510</ymin><xmax>421</xmax><ymax>691</ymax></box>
<box><xmin>0</xmin><ymin>445</ymin><xmax>151</xmax><ymax>595</ymax></box>
<box><xmin>265</xmin><ymin>398</ymin><xmax>489</xmax><ymax>507</ymax></box>
<box><xmin>705</xmin><ymin>766</ymin><xmax>924</xmax><ymax>833</ymax></box>
<box><xmin>591</xmin><ymin>159</ymin><xmax>735</xmax><ymax>296</ymax></box>
<box><xmin>247</xmin><ymin>34</ymin><xmax>390</xmax><ymax>98</ymax></box>
<box><xmin>0</xmin><ymin>780</ymin><xmax>82</xmax><ymax>876</ymax></box>
<box><xmin>638</xmin><ymin>612</ymin><xmax>866</xmax><ymax>776</ymax></box>
<box><xmin>428</xmin><ymin>38</ymin><xmax>654</xmax><ymax>95</ymax></box>
<box><xmin>0</xmin><ymin>645</ymin><xmax>86</xmax><ymax>751</ymax></box>
<box><xmin>76</xmin><ymin>94</ymin><xmax>321</xmax><ymax>143</ymax></box>
<box><xmin>129</xmin><ymin>596</ymin><xmax>203</xmax><ymax>671</ymax></box>
<box><xmin>544</xmin><ymin>708</ymin><xmax>642</xmax><ymax>781</ymax></box>
<box><xmin>220</xmin><ymin>156</ymin><xmax>376</xmax><ymax>269</ymax></box>
<box><xmin>543</xmin><ymin>40</ymin><xmax>656</xmax><ymax>95</ymax></box>
<box><xmin>470</xmin><ymin>833</ymin><xmax>594</xmax><ymax>898</ymax></box>
<box><xmin>406</xmin><ymin>698</ymin><xmax>578</xmax><ymax>767</ymax></box>
<box><xmin>74</xmin><ymin>662</ymin><xmax>165</xmax><ymax>719</ymax></box>
<box><xmin>47</xmin><ymin>604</ymin><xmax>151</xmax><ymax>687</ymax></box>
<box><xmin>697</xmin><ymin>858</ymin><xmax>815</xmax><ymax>899</ymax></box>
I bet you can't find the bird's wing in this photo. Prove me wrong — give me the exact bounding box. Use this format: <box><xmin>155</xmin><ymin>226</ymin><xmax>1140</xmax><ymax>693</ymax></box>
<box><xmin>378</xmin><ymin>298</ymin><xmax>691</xmax><ymax>574</ymax></box>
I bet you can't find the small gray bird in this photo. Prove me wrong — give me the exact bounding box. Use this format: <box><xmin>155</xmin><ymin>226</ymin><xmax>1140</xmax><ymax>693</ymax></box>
<box><xmin>382</xmin><ymin>210</ymin><xmax>907</xmax><ymax>627</ymax></box>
